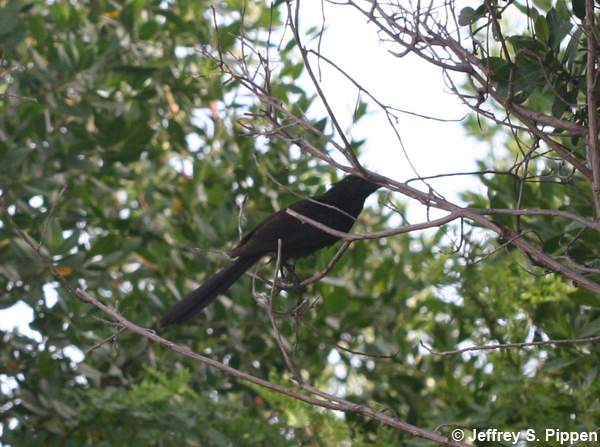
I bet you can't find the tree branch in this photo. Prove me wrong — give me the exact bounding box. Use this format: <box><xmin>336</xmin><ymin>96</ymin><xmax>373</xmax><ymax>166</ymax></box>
<box><xmin>585</xmin><ymin>0</ymin><xmax>600</xmax><ymax>215</ymax></box>
<box><xmin>420</xmin><ymin>335</ymin><xmax>600</xmax><ymax>357</ymax></box>
<box><xmin>74</xmin><ymin>288</ymin><xmax>469</xmax><ymax>447</ymax></box>
<box><xmin>285</xmin><ymin>209</ymin><xmax>461</xmax><ymax>240</ymax></box>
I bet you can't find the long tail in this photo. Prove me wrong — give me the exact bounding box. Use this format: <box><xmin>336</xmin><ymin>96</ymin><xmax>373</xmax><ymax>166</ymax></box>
<box><xmin>160</xmin><ymin>255</ymin><xmax>260</xmax><ymax>327</ymax></box>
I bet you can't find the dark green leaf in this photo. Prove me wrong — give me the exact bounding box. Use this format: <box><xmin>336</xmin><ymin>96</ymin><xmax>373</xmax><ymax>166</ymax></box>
<box><xmin>458</xmin><ymin>5</ymin><xmax>486</xmax><ymax>26</ymax></box>
<box><xmin>572</xmin><ymin>0</ymin><xmax>585</xmax><ymax>20</ymax></box>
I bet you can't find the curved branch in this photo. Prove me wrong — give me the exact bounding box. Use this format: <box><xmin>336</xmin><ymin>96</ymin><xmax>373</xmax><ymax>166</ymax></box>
<box><xmin>285</xmin><ymin>209</ymin><xmax>461</xmax><ymax>240</ymax></box>
<box><xmin>74</xmin><ymin>288</ymin><xmax>469</xmax><ymax>447</ymax></box>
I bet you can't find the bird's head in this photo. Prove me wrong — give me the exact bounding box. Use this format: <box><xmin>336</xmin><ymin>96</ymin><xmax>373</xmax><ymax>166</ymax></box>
<box><xmin>334</xmin><ymin>174</ymin><xmax>381</xmax><ymax>197</ymax></box>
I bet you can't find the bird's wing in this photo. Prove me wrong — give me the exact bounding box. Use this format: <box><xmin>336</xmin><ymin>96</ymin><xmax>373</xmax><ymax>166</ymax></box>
<box><xmin>231</xmin><ymin>198</ymin><xmax>346</xmax><ymax>259</ymax></box>
<box><xmin>230</xmin><ymin>208</ymin><xmax>305</xmax><ymax>258</ymax></box>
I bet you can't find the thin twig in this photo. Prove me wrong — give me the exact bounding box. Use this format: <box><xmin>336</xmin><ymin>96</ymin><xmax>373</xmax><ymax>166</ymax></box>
<box><xmin>285</xmin><ymin>209</ymin><xmax>460</xmax><ymax>240</ymax></box>
<box><xmin>252</xmin><ymin>241</ymin><xmax>352</xmax><ymax>290</ymax></box>
<box><xmin>264</xmin><ymin>239</ymin><xmax>301</xmax><ymax>380</ymax></box>
<box><xmin>420</xmin><ymin>335</ymin><xmax>600</xmax><ymax>356</ymax></box>
<box><xmin>287</xmin><ymin>0</ymin><xmax>362</xmax><ymax>170</ymax></box>
<box><xmin>86</xmin><ymin>326</ymin><xmax>127</xmax><ymax>354</ymax></box>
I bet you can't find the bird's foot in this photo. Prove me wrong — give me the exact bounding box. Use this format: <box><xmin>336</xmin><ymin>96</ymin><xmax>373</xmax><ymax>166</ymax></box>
<box><xmin>281</xmin><ymin>262</ymin><xmax>304</xmax><ymax>287</ymax></box>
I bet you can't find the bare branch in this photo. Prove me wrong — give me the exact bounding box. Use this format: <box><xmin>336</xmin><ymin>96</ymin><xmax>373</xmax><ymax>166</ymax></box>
<box><xmin>467</xmin><ymin>208</ymin><xmax>600</xmax><ymax>233</ymax></box>
<box><xmin>286</xmin><ymin>208</ymin><xmax>461</xmax><ymax>240</ymax></box>
<box><xmin>263</xmin><ymin>238</ymin><xmax>301</xmax><ymax>379</ymax></box>
<box><xmin>420</xmin><ymin>335</ymin><xmax>600</xmax><ymax>357</ymax></box>
<box><xmin>286</xmin><ymin>0</ymin><xmax>362</xmax><ymax>170</ymax></box>
<box><xmin>585</xmin><ymin>0</ymin><xmax>600</xmax><ymax>215</ymax></box>
<box><xmin>74</xmin><ymin>288</ymin><xmax>470</xmax><ymax>447</ymax></box>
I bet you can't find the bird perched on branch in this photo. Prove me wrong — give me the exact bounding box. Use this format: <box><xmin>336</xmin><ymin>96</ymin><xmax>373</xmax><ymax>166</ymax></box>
<box><xmin>160</xmin><ymin>174</ymin><xmax>380</xmax><ymax>327</ymax></box>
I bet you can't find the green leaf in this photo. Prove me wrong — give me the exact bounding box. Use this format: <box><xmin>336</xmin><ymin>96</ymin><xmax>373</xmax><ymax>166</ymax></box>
<box><xmin>578</xmin><ymin>318</ymin><xmax>600</xmax><ymax>337</ymax></box>
<box><xmin>45</xmin><ymin>219</ymin><xmax>64</xmax><ymax>251</ymax></box>
<box><xmin>562</xmin><ymin>27</ymin><xmax>583</xmax><ymax>70</ymax></box>
<box><xmin>543</xmin><ymin>356</ymin><xmax>579</xmax><ymax>371</ymax></box>
<box><xmin>458</xmin><ymin>5</ymin><xmax>486</xmax><ymax>26</ymax></box>
<box><xmin>572</xmin><ymin>0</ymin><xmax>585</xmax><ymax>20</ymax></box>
<box><xmin>508</xmin><ymin>35</ymin><xmax>546</xmax><ymax>52</ymax></box>
<box><xmin>352</xmin><ymin>100</ymin><xmax>367</xmax><ymax>123</ymax></box>
<box><xmin>481</xmin><ymin>56</ymin><xmax>510</xmax><ymax>83</ymax></box>
<box><xmin>0</xmin><ymin>2</ymin><xmax>21</xmax><ymax>35</ymax></box>
<box><xmin>534</xmin><ymin>15</ymin><xmax>550</xmax><ymax>44</ymax></box>
<box><xmin>533</xmin><ymin>0</ymin><xmax>552</xmax><ymax>10</ymax></box>
<box><xmin>139</xmin><ymin>20</ymin><xmax>160</xmax><ymax>40</ymax></box>
<box><xmin>547</xmin><ymin>7</ymin><xmax>572</xmax><ymax>50</ymax></box>
<box><xmin>569</xmin><ymin>289</ymin><xmax>600</xmax><ymax>307</ymax></box>
<box><xmin>281</xmin><ymin>62</ymin><xmax>304</xmax><ymax>80</ymax></box>
<box><xmin>49</xmin><ymin>2</ymin><xmax>71</xmax><ymax>29</ymax></box>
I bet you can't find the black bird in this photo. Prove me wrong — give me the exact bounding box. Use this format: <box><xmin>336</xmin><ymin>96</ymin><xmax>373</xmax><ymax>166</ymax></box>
<box><xmin>160</xmin><ymin>174</ymin><xmax>380</xmax><ymax>327</ymax></box>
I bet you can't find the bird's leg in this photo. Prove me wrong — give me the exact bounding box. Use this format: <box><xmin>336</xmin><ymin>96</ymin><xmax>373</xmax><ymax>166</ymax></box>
<box><xmin>282</xmin><ymin>262</ymin><xmax>308</xmax><ymax>345</ymax></box>
<box><xmin>281</xmin><ymin>261</ymin><xmax>302</xmax><ymax>286</ymax></box>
